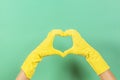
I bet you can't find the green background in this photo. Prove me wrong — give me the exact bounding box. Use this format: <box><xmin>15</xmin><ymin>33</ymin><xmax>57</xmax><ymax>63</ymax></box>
<box><xmin>0</xmin><ymin>0</ymin><xmax>120</xmax><ymax>80</ymax></box>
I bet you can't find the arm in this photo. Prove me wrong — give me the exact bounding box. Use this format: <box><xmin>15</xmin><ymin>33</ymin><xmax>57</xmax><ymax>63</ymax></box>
<box><xmin>16</xmin><ymin>30</ymin><xmax>63</xmax><ymax>80</ymax></box>
<box><xmin>99</xmin><ymin>69</ymin><xmax>116</xmax><ymax>80</ymax></box>
<box><xmin>16</xmin><ymin>70</ymin><xmax>29</xmax><ymax>80</ymax></box>
<box><xmin>64</xmin><ymin>29</ymin><xmax>116</xmax><ymax>79</ymax></box>
<box><xmin>16</xmin><ymin>67</ymin><xmax>116</xmax><ymax>80</ymax></box>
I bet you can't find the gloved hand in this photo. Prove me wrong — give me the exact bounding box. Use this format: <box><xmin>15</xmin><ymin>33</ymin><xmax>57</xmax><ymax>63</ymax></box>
<box><xmin>64</xmin><ymin>29</ymin><xmax>110</xmax><ymax>75</ymax></box>
<box><xmin>21</xmin><ymin>30</ymin><xmax>64</xmax><ymax>79</ymax></box>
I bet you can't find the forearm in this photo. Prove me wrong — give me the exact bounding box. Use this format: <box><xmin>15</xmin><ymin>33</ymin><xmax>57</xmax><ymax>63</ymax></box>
<box><xmin>99</xmin><ymin>69</ymin><xmax>116</xmax><ymax>80</ymax></box>
<box><xmin>16</xmin><ymin>70</ymin><xmax>30</xmax><ymax>80</ymax></box>
<box><xmin>16</xmin><ymin>52</ymin><xmax>42</xmax><ymax>80</ymax></box>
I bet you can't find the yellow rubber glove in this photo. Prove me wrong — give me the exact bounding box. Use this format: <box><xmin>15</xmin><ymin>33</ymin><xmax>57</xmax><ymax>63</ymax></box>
<box><xmin>64</xmin><ymin>29</ymin><xmax>110</xmax><ymax>75</ymax></box>
<box><xmin>21</xmin><ymin>30</ymin><xmax>64</xmax><ymax>79</ymax></box>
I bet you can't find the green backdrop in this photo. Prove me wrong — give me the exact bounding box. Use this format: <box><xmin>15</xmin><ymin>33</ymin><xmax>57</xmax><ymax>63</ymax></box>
<box><xmin>0</xmin><ymin>0</ymin><xmax>120</xmax><ymax>80</ymax></box>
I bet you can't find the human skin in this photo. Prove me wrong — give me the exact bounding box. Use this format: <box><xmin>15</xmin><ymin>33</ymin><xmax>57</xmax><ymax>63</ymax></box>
<box><xmin>16</xmin><ymin>30</ymin><xmax>116</xmax><ymax>80</ymax></box>
<box><xmin>16</xmin><ymin>69</ymin><xmax>116</xmax><ymax>80</ymax></box>
<box><xmin>99</xmin><ymin>70</ymin><xmax>116</xmax><ymax>80</ymax></box>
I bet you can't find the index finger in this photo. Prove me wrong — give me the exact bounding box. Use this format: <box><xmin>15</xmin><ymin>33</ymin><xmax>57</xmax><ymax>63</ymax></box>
<box><xmin>44</xmin><ymin>29</ymin><xmax>64</xmax><ymax>46</ymax></box>
<box><xmin>65</xmin><ymin>29</ymin><xmax>83</xmax><ymax>44</ymax></box>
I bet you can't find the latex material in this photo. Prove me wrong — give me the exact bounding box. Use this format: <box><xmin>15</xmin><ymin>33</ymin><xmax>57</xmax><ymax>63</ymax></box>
<box><xmin>21</xmin><ymin>29</ymin><xmax>110</xmax><ymax>79</ymax></box>
<box><xmin>21</xmin><ymin>30</ymin><xmax>64</xmax><ymax>79</ymax></box>
<box><xmin>64</xmin><ymin>29</ymin><xmax>110</xmax><ymax>75</ymax></box>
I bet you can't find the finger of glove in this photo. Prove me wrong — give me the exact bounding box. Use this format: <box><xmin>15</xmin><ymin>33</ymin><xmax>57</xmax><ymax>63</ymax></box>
<box><xmin>51</xmin><ymin>49</ymin><xmax>63</xmax><ymax>57</ymax></box>
<box><xmin>65</xmin><ymin>29</ymin><xmax>80</xmax><ymax>36</ymax></box>
<box><xmin>64</xmin><ymin>48</ymin><xmax>74</xmax><ymax>56</ymax></box>
<box><xmin>49</xmin><ymin>29</ymin><xmax>64</xmax><ymax>36</ymax></box>
<box><xmin>45</xmin><ymin>30</ymin><xmax>64</xmax><ymax>46</ymax></box>
<box><xmin>65</xmin><ymin>29</ymin><xmax>82</xmax><ymax>44</ymax></box>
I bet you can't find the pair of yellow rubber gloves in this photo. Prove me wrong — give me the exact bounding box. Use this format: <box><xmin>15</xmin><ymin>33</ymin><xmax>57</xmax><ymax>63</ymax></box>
<box><xmin>21</xmin><ymin>29</ymin><xmax>110</xmax><ymax>79</ymax></box>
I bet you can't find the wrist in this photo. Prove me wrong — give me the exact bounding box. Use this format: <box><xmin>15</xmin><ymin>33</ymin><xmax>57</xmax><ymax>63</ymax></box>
<box><xmin>86</xmin><ymin>50</ymin><xmax>110</xmax><ymax>75</ymax></box>
<box><xmin>21</xmin><ymin>52</ymin><xmax>42</xmax><ymax>79</ymax></box>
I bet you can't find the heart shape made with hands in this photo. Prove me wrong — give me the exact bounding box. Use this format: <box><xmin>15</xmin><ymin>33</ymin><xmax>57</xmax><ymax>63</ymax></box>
<box><xmin>53</xmin><ymin>31</ymin><xmax>71</xmax><ymax>57</ymax></box>
<box><xmin>51</xmin><ymin>29</ymin><xmax>82</xmax><ymax>58</ymax></box>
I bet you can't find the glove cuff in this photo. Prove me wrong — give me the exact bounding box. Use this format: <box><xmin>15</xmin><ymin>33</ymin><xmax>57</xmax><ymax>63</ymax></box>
<box><xmin>21</xmin><ymin>51</ymin><xmax>42</xmax><ymax>79</ymax></box>
<box><xmin>86</xmin><ymin>50</ymin><xmax>110</xmax><ymax>75</ymax></box>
